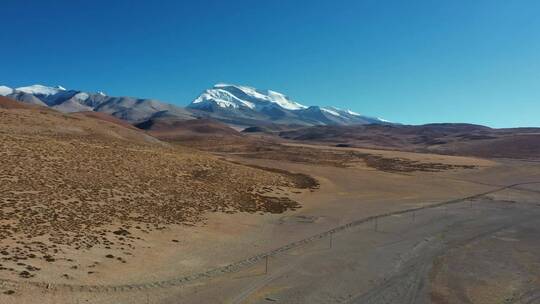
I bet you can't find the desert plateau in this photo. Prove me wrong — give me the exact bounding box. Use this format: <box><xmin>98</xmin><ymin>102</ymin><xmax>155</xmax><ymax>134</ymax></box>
<box><xmin>2</xmin><ymin>2</ymin><xmax>540</xmax><ymax>302</ymax></box>
<box><xmin>0</xmin><ymin>94</ymin><xmax>539</xmax><ymax>303</ymax></box>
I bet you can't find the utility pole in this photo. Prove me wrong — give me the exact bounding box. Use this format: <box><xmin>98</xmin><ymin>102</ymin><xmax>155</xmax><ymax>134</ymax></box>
<box><xmin>265</xmin><ymin>255</ymin><xmax>269</xmax><ymax>275</ymax></box>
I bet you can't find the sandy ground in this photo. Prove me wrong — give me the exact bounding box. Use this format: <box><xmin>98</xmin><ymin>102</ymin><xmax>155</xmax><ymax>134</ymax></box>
<box><xmin>1</xmin><ymin>148</ymin><xmax>539</xmax><ymax>303</ymax></box>
<box><xmin>282</xmin><ymin>142</ymin><xmax>495</xmax><ymax>167</ymax></box>
<box><xmin>164</xmin><ymin>191</ymin><xmax>540</xmax><ymax>304</ymax></box>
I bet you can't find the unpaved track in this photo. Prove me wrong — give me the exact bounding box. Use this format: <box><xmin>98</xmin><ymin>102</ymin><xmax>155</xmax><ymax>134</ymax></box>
<box><xmin>225</xmin><ymin>194</ymin><xmax>540</xmax><ymax>304</ymax></box>
<box><xmin>2</xmin><ymin>181</ymin><xmax>538</xmax><ymax>296</ymax></box>
<box><xmin>347</xmin><ymin>217</ymin><xmax>537</xmax><ymax>304</ymax></box>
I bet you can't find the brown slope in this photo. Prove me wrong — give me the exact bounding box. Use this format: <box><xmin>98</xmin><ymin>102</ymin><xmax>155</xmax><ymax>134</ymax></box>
<box><xmin>135</xmin><ymin>117</ymin><xmax>274</xmax><ymax>152</ymax></box>
<box><xmin>0</xmin><ymin>101</ymin><xmax>161</xmax><ymax>146</ymax></box>
<box><xmin>137</xmin><ymin>117</ymin><xmax>242</xmax><ymax>140</ymax></box>
<box><xmin>71</xmin><ymin>111</ymin><xmax>140</xmax><ymax>130</ymax></box>
<box><xmin>1</xmin><ymin>96</ymin><xmax>146</xmax><ymax>133</ymax></box>
<box><xmin>278</xmin><ymin>123</ymin><xmax>540</xmax><ymax>159</ymax></box>
<box><xmin>437</xmin><ymin>134</ymin><xmax>540</xmax><ymax>159</ymax></box>
<box><xmin>0</xmin><ymin>95</ymin><xmax>41</xmax><ymax>109</ymax></box>
<box><xmin>0</xmin><ymin>101</ymin><xmax>313</xmax><ymax>282</ymax></box>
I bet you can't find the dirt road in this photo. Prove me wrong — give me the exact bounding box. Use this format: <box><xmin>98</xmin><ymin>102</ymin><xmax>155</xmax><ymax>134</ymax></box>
<box><xmin>203</xmin><ymin>188</ymin><xmax>540</xmax><ymax>304</ymax></box>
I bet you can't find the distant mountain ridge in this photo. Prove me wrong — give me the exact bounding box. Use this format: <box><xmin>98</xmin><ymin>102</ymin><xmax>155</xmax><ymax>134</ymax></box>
<box><xmin>277</xmin><ymin>123</ymin><xmax>540</xmax><ymax>159</ymax></box>
<box><xmin>188</xmin><ymin>83</ymin><xmax>388</xmax><ymax>126</ymax></box>
<box><xmin>0</xmin><ymin>84</ymin><xmax>194</xmax><ymax>123</ymax></box>
<box><xmin>1</xmin><ymin>83</ymin><xmax>390</xmax><ymax>127</ymax></box>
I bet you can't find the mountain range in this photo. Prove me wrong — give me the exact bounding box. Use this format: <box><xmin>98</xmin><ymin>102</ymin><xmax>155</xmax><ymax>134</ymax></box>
<box><xmin>0</xmin><ymin>83</ymin><xmax>388</xmax><ymax>127</ymax></box>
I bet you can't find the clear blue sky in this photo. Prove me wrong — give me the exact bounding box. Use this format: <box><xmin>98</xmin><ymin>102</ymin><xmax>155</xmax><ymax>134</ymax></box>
<box><xmin>1</xmin><ymin>0</ymin><xmax>539</xmax><ymax>127</ymax></box>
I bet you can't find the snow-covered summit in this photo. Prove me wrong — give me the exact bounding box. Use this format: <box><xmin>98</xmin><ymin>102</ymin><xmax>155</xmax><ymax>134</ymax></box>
<box><xmin>193</xmin><ymin>87</ymin><xmax>255</xmax><ymax>109</ymax></box>
<box><xmin>15</xmin><ymin>84</ymin><xmax>66</xmax><ymax>96</ymax></box>
<box><xmin>188</xmin><ymin>83</ymin><xmax>390</xmax><ymax>126</ymax></box>
<box><xmin>191</xmin><ymin>83</ymin><xmax>307</xmax><ymax>111</ymax></box>
<box><xmin>73</xmin><ymin>92</ymin><xmax>90</xmax><ymax>101</ymax></box>
<box><xmin>0</xmin><ymin>86</ymin><xmax>13</xmax><ymax>96</ymax></box>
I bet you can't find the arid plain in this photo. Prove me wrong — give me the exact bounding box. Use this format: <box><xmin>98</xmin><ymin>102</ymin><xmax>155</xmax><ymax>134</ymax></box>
<box><xmin>1</xmin><ymin>98</ymin><xmax>539</xmax><ymax>303</ymax></box>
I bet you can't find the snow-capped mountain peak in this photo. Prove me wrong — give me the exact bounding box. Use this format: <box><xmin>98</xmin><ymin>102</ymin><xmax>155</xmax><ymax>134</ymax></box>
<box><xmin>191</xmin><ymin>83</ymin><xmax>307</xmax><ymax>111</ymax></box>
<box><xmin>15</xmin><ymin>84</ymin><xmax>66</xmax><ymax>96</ymax></box>
<box><xmin>188</xmin><ymin>83</ymin><xmax>390</xmax><ymax>126</ymax></box>
<box><xmin>74</xmin><ymin>92</ymin><xmax>90</xmax><ymax>101</ymax></box>
<box><xmin>265</xmin><ymin>89</ymin><xmax>307</xmax><ymax>110</ymax></box>
<box><xmin>193</xmin><ymin>88</ymin><xmax>255</xmax><ymax>109</ymax></box>
<box><xmin>0</xmin><ymin>85</ymin><xmax>13</xmax><ymax>96</ymax></box>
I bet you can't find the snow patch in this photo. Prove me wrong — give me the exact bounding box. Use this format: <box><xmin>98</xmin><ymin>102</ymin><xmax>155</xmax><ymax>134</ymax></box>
<box><xmin>214</xmin><ymin>83</ymin><xmax>234</xmax><ymax>88</ymax></box>
<box><xmin>321</xmin><ymin>107</ymin><xmax>341</xmax><ymax>117</ymax></box>
<box><xmin>193</xmin><ymin>88</ymin><xmax>255</xmax><ymax>109</ymax></box>
<box><xmin>0</xmin><ymin>86</ymin><xmax>13</xmax><ymax>96</ymax></box>
<box><xmin>15</xmin><ymin>84</ymin><xmax>64</xmax><ymax>96</ymax></box>
<box><xmin>74</xmin><ymin>92</ymin><xmax>89</xmax><ymax>101</ymax></box>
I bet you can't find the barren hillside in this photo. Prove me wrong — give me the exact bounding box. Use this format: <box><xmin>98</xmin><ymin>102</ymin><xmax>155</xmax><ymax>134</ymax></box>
<box><xmin>0</xmin><ymin>105</ymin><xmax>315</xmax><ymax>282</ymax></box>
<box><xmin>277</xmin><ymin>123</ymin><xmax>540</xmax><ymax>159</ymax></box>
